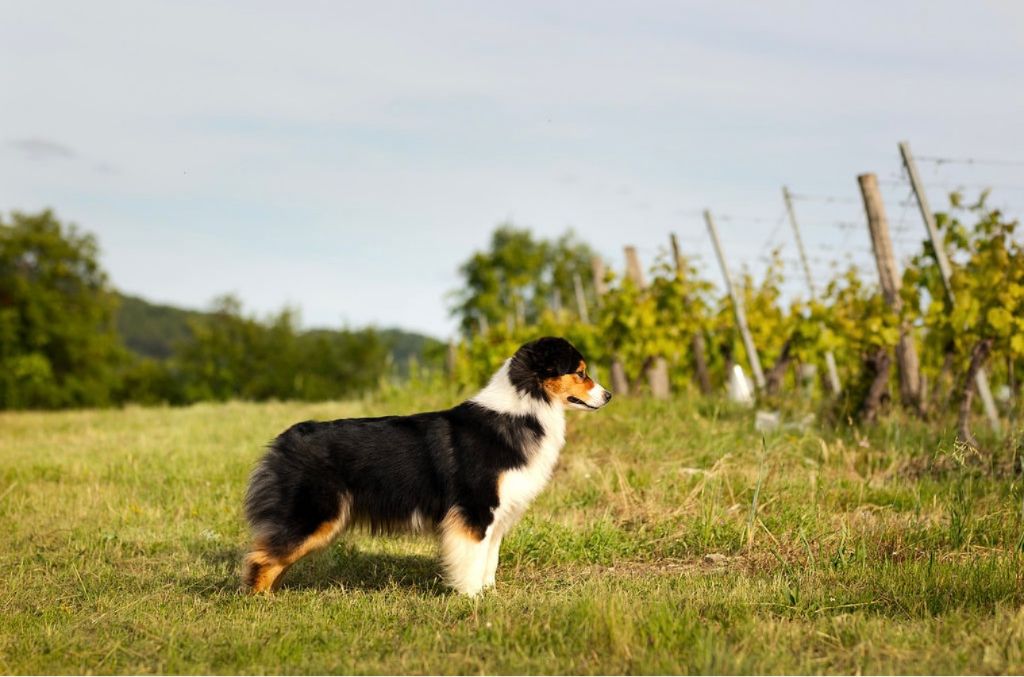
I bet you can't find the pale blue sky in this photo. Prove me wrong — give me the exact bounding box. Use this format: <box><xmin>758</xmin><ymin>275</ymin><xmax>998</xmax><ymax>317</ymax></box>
<box><xmin>3</xmin><ymin>1</ymin><xmax>1023</xmax><ymax>337</ymax></box>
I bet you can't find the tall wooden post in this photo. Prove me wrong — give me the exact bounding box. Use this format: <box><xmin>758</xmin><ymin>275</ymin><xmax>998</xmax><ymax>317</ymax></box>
<box><xmin>623</xmin><ymin>245</ymin><xmax>669</xmax><ymax>399</ymax></box>
<box><xmin>704</xmin><ymin>210</ymin><xmax>766</xmax><ymax>390</ymax></box>
<box><xmin>899</xmin><ymin>141</ymin><xmax>1000</xmax><ymax>433</ymax></box>
<box><xmin>572</xmin><ymin>272</ymin><xmax>590</xmax><ymax>324</ymax></box>
<box><xmin>669</xmin><ymin>233</ymin><xmax>685</xmax><ymax>273</ymax></box>
<box><xmin>623</xmin><ymin>246</ymin><xmax>646</xmax><ymax>288</ymax></box>
<box><xmin>670</xmin><ymin>233</ymin><xmax>712</xmax><ymax>394</ymax></box>
<box><xmin>592</xmin><ymin>256</ymin><xmax>626</xmax><ymax>394</ymax></box>
<box><xmin>858</xmin><ymin>173</ymin><xmax>922</xmax><ymax>413</ymax></box>
<box><xmin>590</xmin><ymin>257</ymin><xmax>607</xmax><ymax>304</ymax></box>
<box><xmin>782</xmin><ymin>186</ymin><xmax>842</xmax><ymax>396</ymax></box>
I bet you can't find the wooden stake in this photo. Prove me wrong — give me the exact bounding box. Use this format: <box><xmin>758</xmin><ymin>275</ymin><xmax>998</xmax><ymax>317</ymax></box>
<box><xmin>704</xmin><ymin>209</ymin><xmax>766</xmax><ymax>390</ymax></box>
<box><xmin>783</xmin><ymin>186</ymin><xmax>842</xmax><ymax>396</ymax></box>
<box><xmin>623</xmin><ymin>245</ymin><xmax>669</xmax><ymax>399</ymax></box>
<box><xmin>610</xmin><ymin>360</ymin><xmax>629</xmax><ymax>397</ymax></box>
<box><xmin>591</xmin><ymin>256</ymin><xmax>626</xmax><ymax>394</ymax></box>
<box><xmin>623</xmin><ymin>246</ymin><xmax>646</xmax><ymax>289</ymax></box>
<box><xmin>572</xmin><ymin>272</ymin><xmax>590</xmax><ymax>324</ymax></box>
<box><xmin>622</xmin><ymin>245</ymin><xmax>669</xmax><ymax>399</ymax></box>
<box><xmin>899</xmin><ymin>141</ymin><xmax>1000</xmax><ymax>433</ymax></box>
<box><xmin>669</xmin><ymin>232</ymin><xmax>685</xmax><ymax>273</ymax></box>
<box><xmin>857</xmin><ymin>172</ymin><xmax>922</xmax><ymax>413</ymax></box>
<box><xmin>590</xmin><ymin>257</ymin><xmax>607</xmax><ymax>303</ymax></box>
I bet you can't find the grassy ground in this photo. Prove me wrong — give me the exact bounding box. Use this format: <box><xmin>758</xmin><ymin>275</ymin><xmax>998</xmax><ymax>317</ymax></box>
<box><xmin>1</xmin><ymin>390</ymin><xmax>1023</xmax><ymax>674</ymax></box>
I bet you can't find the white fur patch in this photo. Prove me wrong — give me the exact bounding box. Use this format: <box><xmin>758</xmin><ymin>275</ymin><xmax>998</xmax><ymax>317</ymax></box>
<box><xmin>439</xmin><ymin>510</ymin><xmax>490</xmax><ymax>596</ymax></box>
<box><xmin>408</xmin><ymin>509</ymin><xmax>429</xmax><ymax>533</ymax></box>
<box><xmin>471</xmin><ymin>358</ymin><xmax>567</xmax><ymax>541</ymax></box>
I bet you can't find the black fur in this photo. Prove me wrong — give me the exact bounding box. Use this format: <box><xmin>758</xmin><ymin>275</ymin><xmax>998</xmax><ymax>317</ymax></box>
<box><xmin>244</xmin><ymin>337</ymin><xmax>580</xmax><ymax>560</ymax></box>
<box><xmin>507</xmin><ymin>336</ymin><xmax>585</xmax><ymax>401</ymax></box>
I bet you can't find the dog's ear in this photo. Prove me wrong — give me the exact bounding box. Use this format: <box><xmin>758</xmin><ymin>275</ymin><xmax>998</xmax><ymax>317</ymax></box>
<box><xmin>528</xmin><ymin>337</ymin><xmax>583</xmax><ymax>376</ymax></box>
<box><xmin>508</xmin><ymin>340</ymin><xmax>546</xmax><ymax>399</ymax></box>
<box><xmin>508</xmin><ymin>338</ymin><xmax>584</xmax><ymax>399</ymax></box>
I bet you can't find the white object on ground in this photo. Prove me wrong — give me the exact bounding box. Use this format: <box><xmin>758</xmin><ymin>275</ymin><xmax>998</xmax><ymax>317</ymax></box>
<box><xmin>755</xmin><ymin>410</ymin><xmax>780</xmax><ymax>432</ymax></box>
<box><xmin>728</xmin><ymin>364</ymin><xmax>755</xmax><ymax>406</ymax></box>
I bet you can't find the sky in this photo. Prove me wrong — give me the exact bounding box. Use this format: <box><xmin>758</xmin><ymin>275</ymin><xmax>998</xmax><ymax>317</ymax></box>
<box><xmin>3</xmin><ymin>1</ymin><xmax>1023</xmax><ymax>338</ymax></box>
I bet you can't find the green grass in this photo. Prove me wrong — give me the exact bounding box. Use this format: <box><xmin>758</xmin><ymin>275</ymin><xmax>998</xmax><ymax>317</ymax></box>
<box><xmin>2</xmin><ymin>393</ymin><xmax>1023</xmax><ymax>674</ymax></box>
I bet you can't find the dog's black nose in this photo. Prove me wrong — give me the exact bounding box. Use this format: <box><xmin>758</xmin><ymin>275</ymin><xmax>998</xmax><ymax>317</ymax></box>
<box><xmin>603</xmin><ymin>390</ymin><xmax>613</xmax><ymax>403</ymax></box>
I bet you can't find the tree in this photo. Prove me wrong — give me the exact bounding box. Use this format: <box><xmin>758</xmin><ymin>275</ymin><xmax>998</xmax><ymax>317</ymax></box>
<box><xmin>0</xmin><ymin>210</ymin><xmax>124</xmax><ymax>408</ymax></box>
<box><xmin>173</xmin><ymin>295</ymin><xmax>390</xmax><ymax>403</ymax></box>
<box><xmin>451</xmin><ymin>225</ymin><xmax>598</xmax><ymax>336</ymax></box>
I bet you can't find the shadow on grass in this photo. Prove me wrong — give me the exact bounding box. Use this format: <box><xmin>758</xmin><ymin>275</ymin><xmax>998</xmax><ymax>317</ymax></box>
<box><xmin>285</xmin><ymin>543</ymin><xmax>442</xmax><ymax>594</ymax></box>
<box><xmin>184</xmin><ymin>540</ymin><xmax>443</xmax><ymax>595</ymax></box>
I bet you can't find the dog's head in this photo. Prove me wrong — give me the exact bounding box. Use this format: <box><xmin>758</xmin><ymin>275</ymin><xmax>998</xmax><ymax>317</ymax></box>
<box><xmin>508</xmin><ymin>337</ymin><xmax>612</xmax><ymax>411</ymax></box>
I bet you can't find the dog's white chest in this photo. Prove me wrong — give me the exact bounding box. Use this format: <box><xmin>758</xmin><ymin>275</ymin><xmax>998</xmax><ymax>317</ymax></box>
<box><xmin>494</xmin><ymin>414</ymin><xmax>565</xmax><ymax>528</ymax></box>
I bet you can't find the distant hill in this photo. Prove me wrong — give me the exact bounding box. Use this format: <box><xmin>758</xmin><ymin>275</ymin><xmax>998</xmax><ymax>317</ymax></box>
<box><xmin>115</xmin><ymin>293</ymin><xmax>201</xmax><ymax>359</ymax></box>
<box><xmin>114</xmin><ymin>293</ymin><xmax>443</xmax><ymax>371</ymax></box>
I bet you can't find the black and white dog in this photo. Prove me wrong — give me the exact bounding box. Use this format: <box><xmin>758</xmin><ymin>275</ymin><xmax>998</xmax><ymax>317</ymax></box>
<box><xmin>243</xmin><ymin>336</ymin><xmax>611</xmax><ymax>595</ymax></box>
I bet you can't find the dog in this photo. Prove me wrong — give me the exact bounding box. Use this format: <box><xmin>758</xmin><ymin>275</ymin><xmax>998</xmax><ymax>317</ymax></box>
<box><xmin>242</xmin><ymin>336</ymin><xmax>612</xmax><ymax>596</ymax></box>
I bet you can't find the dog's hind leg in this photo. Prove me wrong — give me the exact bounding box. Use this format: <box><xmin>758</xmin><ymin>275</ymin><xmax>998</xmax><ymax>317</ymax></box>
<box><xmin>244</xmin><ymin>546</ymin><xmax>290</xmax><ymax>593</ymax></box>
<box><xmin>244</xmin><ymin>496</ymin><xmax>351</xmax><ymax>593</ymax></box>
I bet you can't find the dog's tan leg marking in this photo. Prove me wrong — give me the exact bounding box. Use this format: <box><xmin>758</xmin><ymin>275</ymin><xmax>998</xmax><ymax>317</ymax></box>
<box><xmin>244</xmin><ymin>495</ymin><xmax>352</xmax><ymax>593</ymax></box>
<box><xmin>439</xmin><ymin>508</ymin><xmax>490</xmax><ymax>597</ymax></box>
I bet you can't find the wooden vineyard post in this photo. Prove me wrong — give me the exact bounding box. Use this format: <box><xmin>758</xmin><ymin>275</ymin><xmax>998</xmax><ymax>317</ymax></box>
<box><xmin>857</xmin><ymin>172</ymin><xmax>923</xmax><ymax>414</ymax></box>
<box><xmin>590</xmin><ymin>256</ymin><xmax>607</xmax><ymax>304</ymax></box>
<box><xmin>572</xmin><ymin>272</ymin><xmax>590</xmax><ymax>324</ymax></box>
<box><xmin>670</xmin><ymin>233</ymin><xmax>712</xmax><ymax>394</ymax></box>
<box><xmin>704</xmin><ymin>209</ymin><xmax>766</xmax><ymax>391</ymax></box>
<box><xmin>899</xmin><ymin>141</ymin><xmax>1000</xmax><ymax>433</ymax></box>
<box><xmin>592</xmin><ymin>256</ymin><xmax>627</xmax><ymax>395</ymax></box>
<box><xmin>623</xmin><ymin>246</ymin><xmax>646</xmax><ymax>288</ymax></box>
<box><xmin>783</xmin><ymin>186</ymin><xmax>842</xmax><ymax>396</ymax></box>
<box><xmin>623</xmin><ymin>246</ymin><xmax>670</xmax><ymax>399</ymax></box>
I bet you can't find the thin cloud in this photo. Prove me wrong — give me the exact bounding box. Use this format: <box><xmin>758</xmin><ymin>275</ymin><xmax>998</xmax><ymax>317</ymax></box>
<box><xmin>7</xmin><ymin>138</ymin><xmax>76</xmax><ymax>161</ymax></box>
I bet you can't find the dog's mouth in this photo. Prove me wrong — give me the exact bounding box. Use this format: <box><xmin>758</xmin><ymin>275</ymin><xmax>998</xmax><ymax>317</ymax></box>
<box><xmin>567</xmin><ymin>396</ymin><xmax>599</xmax><ymax>410</ymax></box>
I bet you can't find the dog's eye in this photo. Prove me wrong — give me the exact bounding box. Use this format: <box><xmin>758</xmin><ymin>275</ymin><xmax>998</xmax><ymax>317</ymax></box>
<box><xmin>576</xmin><ymin>370</ymin><xmax>586</xmax><ymax>379</ymax></box>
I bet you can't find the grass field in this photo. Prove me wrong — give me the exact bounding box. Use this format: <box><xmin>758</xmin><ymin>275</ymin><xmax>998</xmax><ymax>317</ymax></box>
<box><xmin>2</xmin><ymin>390</ymin><xmax>1023</xmax><ymax>674</ymax></box>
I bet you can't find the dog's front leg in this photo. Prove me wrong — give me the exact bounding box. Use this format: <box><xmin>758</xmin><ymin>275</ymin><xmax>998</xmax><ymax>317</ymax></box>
<box><xmin>440</xmin><ymin>510</ymin><xmax>491</xmax><ymax>596</ymax></box>
<box><xmin>482</xmin><ymin>529</ymin><xmax>503</xmax><ymax>589</ymax></box>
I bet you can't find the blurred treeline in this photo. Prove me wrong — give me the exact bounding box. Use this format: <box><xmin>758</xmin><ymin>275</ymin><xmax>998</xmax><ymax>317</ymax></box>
<box><xmin>0</xmin><ymin>210</ymin><xmax>442</xmax><ymax>410</ymax></box>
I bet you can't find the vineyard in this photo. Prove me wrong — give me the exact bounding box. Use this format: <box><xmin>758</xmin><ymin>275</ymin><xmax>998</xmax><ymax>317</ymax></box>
<box><xmin>3</xmin><ymin>143</ymin><xmax>1024</xmax><ymax>674</ymax></box>
<box><xmin>447</xmin><ymin>144</ymin><xmax>1024</xmax><ymax>455</ymax></box>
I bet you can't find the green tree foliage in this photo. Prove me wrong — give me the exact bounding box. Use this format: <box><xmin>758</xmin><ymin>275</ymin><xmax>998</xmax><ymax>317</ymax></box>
<box><xmin>0</xmin><ymin>210</ymin><xmax>125</xmax><ymax>408</ymax></box>
<box><xmin>0</xmin><ymin>209</ymin><xmax>428</xmax><ymax>410</ymax></box>
<box><xmin>451</xmin><ymin>226</ymin><xmax>597</xmax><ymax>336</ymax></box>
<box><xmin>172</xmin><ymin>295</ymin><xmax>390</xmax><ymax>403</ymax></box>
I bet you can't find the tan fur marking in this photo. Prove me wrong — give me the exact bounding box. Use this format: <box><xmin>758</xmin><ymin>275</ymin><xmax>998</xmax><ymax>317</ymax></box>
<box><xmin>440</xmin><ymin>507</ymin><xmax>484</xmax><ymax>542</ymax></box>
<box><xmin>244</xmin><ymin>494</ymin><xmax>352</xmax><ymax>593</ymax></box>
<box><xmin>542</xmin><ymin>360</ymin><xmax>597</xmax><ymax>405</ymax></box>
